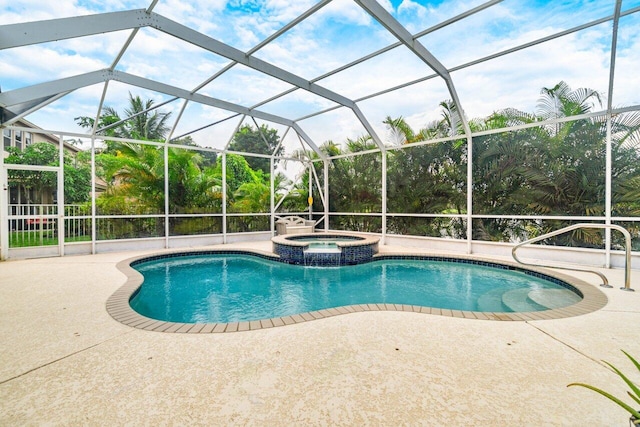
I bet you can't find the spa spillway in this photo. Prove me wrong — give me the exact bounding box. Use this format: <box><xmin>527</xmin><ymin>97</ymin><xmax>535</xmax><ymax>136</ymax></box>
<box><xmin>272</xmin><ymin>233</ymin><xmax>380</xmax><ymax>266</ymax></box>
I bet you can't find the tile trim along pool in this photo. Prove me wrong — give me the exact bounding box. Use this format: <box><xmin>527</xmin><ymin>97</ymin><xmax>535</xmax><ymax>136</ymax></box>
<box><xmin>106</xmin><ymin>249</ymin><xmax>608</xmax><ymax>333</ymax></box>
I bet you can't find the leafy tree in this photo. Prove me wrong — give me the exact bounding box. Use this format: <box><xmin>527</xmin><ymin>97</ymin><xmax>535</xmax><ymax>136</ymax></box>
<box><xmin>63</xmin><ymin>150</ymin><xmax>92</xmax><ymax>204</ymax></box>
<box><xmin>68</xmin><ymin>82</ymin><xmax>640</xmax><ymax>248</ymax></box>
<box><xmin>228</xmin><ymin>124</ymin><xmax>282</xmax><ymax>174</ymax></box>
<box><xmin>278</xmin><ymin>165</ymin><xmax>313</xmax><ymax>213</ymax></box>
<box><xmin>232</xmin><ymin>181</ymin><xmax>270</xmax><ymax>213</ymax></box>
<box><xmin>430</xmin><ymin>100</ymin><xmax>465</xmax><ymax>138</ymax></box>
<box><xmin>173</xmin><ymin>135</ymin><xmax>217</xmax><ymax>167</ymax></box>
<box><xmin>356</xmin><ymin>82</ymin><xmax>639</xmax><ymax>246</ymax></box>
<box><xmin>298</xmin><ymin>137</ymin><xmax>383</xmax><ymax>232</ymax></box>
<box><xmin>167</xmin><ymin>147</ymin><xmax>221</xmax><ymax>214</ymax></box>
<box><xmin>5</xmin><ymin>142</ymin><xmax>91</xmax><ymax>204</ymax></box>
<box><xmin>6</xmin><ymin>143</ymin><xmax>58</xmax><ymax>203</ymax></box>
<box><xmin>383</xmin><ymin>116</ymin><xmax>416</xmax><ymax>145</ymax></box>
<box><xmin>384</xmin><ymin>101</ymin><xmax>466</xmax><ymax>143</ymax></box>
<box><xmin>217</xmin><ymin>153</ymin><xmax>263</xmax><ymax>198</ymax></box>
<box><xmin>76</xmin><ymin>94</ymin><xmax>224</xmax><ymax>220</ymax></box>
<box><xmin>328</xmin><ymin>136</ymin><xmax>381</xmax><ymax>213</ymax></box>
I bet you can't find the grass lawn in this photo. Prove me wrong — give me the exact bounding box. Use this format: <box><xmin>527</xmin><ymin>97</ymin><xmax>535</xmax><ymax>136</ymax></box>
<box><xmin>9</xmin><ymin>231</ymin><xmax>91</xmax><ymax>248</ymax></box>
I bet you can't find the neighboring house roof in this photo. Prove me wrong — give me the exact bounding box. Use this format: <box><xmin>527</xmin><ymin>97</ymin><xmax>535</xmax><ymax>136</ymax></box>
<box><xmin>7</xmin><ymin>118</ymin><xmax>82</xmax><ymax>153</ymax></box>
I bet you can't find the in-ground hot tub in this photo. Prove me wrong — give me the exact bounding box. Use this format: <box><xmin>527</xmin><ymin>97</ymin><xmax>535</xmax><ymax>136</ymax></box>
<box><xmin>272</xmin><ymin>232</ymin><xmax>379</xmax><ymax>266</ymax></box>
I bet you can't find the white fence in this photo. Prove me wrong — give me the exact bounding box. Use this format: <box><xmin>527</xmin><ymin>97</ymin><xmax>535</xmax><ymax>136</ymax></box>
<box><xmin>7</xmin><ymin>204</ymin><xmax>90</xmax><ymax>247</ymax></box>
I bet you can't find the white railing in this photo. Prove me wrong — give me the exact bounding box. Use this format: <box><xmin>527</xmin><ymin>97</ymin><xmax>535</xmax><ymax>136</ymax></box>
<box><xmin>512</xmin><ymin>223</ymin><xmax>633</xmax><ymax>291</ymax></box>
<box><xmin>8</xmin><ymin>204</ymin><xmax>91</xmax><ymax>246</ymax></box>
<box><xmin>9</xmin><ymin>203</ymin><xmax>57</xmax><ymax>217</ymax></box>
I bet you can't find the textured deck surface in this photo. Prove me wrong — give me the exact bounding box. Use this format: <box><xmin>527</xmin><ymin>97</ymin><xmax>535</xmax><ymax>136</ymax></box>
<box><xmin>1</xmin><ymin>241</ymin><xmax>639</xmax><ymax>425</ymax></box>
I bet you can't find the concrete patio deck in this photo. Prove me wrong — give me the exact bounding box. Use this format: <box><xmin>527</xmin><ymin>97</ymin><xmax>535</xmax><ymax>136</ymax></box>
<box><xmin>1</xmin><ymin>242</ymin><xmax>639</xmax><ymax>425</ymax></box>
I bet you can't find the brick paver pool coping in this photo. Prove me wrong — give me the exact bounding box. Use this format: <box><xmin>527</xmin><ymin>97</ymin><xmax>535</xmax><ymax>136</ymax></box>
<box><xmin>107</xmin><ymin>249</ymin><xmax>608</xmax><ymax>333</ymax></box>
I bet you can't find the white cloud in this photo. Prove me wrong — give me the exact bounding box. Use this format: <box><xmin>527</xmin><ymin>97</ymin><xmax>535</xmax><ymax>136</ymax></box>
<box><xmin>612</xmin><ymin>12</ymin><xmax>640</xmax><ymax>106</ymax></box>
<box><xmin>298</xmin><ymin>107</ymin><xmax>370</xmax><ymax>147</ymax></box>
<box><xmin>255</xmin><ymin>33</ymin><xmax>328</xmax><ymax>79</ymax></box>
<box><xmin>0</xmin><ymin>44</ymin><xmax>108</xmax><ymax>87</ymax></box>
<box><xmin>304</xmin><ymin>0</ymin><xmax>372</xmax><ymax>28</ymax></box>
<box><xmin>450</xmin><ymin>25</ymin><xmax>614</xmax><ymax>120</ymax></box>
<box><xmin>198</xmin><ymin>64</ymin><xmax>294</xmax><ymax>107</ymax></box>
<box><xmin>317</xmin><ymin>45</ymin><xmax>433</xmax><ymax>100</ymax></box>
<box><xmin>355</xmin><ymin>78</ymin><xmax>450</xmax><ymax>143</ymax></box>
<box><xmin>258</xmin><ymin>88</ymin><xmax>338</xmax><ymax>120</ymax></box>
<box><xmin>397</xmin><ymin>0</ymin><xmax>429</xmax><ymax>20</ymax></box>
<box><xmin>116</xmin><ymin>28</ymin><xmax>229</xmax><ymax>89</ymax></box>
<box><xmin>262</xmin><ymin>0</ymin><xmax>319</xmax><ymax>24</ymax></box>
<box><xmin>396</xmin><ymin>0</ymin><xmax>490</xmax><ymax>34</ymax></box>
<box><xmin>22</xmin><ymin>85</ymin><xmax>108</xmax><ymax>136</ymax></box>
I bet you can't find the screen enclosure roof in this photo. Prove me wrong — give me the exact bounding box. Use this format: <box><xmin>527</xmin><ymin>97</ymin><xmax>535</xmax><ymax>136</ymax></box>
<box><xmin>1</xmin><ymin>0</ymin><xmax>639</xmax><ymax>160</ymax></box>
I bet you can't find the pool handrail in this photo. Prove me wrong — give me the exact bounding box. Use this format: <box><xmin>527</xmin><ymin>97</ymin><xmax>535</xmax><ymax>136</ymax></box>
<box><xmin>511</xmin><ymin>223</ymin><xmax>633</xmax><ymax>291</ymax></box>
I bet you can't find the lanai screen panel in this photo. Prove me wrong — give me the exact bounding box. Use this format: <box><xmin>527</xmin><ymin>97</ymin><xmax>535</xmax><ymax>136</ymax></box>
<box><xmin>0</xmin><ymin>1</ymin><xmax>639</xmax><ymax>252</ymax></box>
<box><xmin>251</xmin><ymin>0</ymin><xmax>397</xmax><ymax>81</ymax></box>
<box><xmin>612</xmin><ymin>10</ymin><xmax>640</xmax><ymax>106</ymax></box>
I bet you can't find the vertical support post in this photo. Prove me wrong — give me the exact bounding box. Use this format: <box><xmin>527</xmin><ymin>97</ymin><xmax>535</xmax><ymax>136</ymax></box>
<box><xmin>38</xmin><ymin>205</ymin><xmax>44</xmax><ymax>246</ymax></box>
<box><xmin>604</xmin><ymin>0</ymin><xmax>622</xmax><ymax>269</ymax></box>
<box><xmin>164</xmin><ymin>143</ymin><xmax>170</xmax><ymax>249</ymax></box>
<box><xmin>308</xmin><ymin>163</ymin><xmax>313</xmax><ymax>221</ymax></box>
<box><xmin>381</xmin><ymin>149</ymin><xmax>387</xmax><ymax>245</ymax></box>
<box><xmin>605</xmin><ymin>116</ymin><xmax>612</xmax><ymax>268</ymax></box>
<box><xmin>0</xmin><ymin>139</ymin><xmax>7</xmax><ymax>260</ymax></box>
<box><xmin>222</xmin><ymin>152</ymin><xmax>227</xmax><ymax>243</ymax></box>
<box><xmin>466</xmin><ymin>134</ymin><xmax>473</xmax><ymax>254</ymax></box>
<box><xmin>58</xmin><ymin>135</ymin><xmax>65</xmax><ymax>256</ymax></box>
<box><xmin>270</xmin><ymin>157</ymin><xmax>275</xmax><ymax>235</ymax></box>
<box><xmin>324</xmin><ymin>159</ymin><xmax>329</xmax><ymax>231</ymax></box>
<box><xmin>90</xmin><ymin>81</ymin><xmax>109</xmax><ymax>255</ymax></box>
<box><xmin>90</xmin><ymin>137</ymin><xmax>96</xmax><ymax>254</ymax></box>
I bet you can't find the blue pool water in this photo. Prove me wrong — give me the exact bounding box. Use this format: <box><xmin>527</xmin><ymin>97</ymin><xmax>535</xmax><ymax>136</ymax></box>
<box><xmin>129</xmin><ymin>254</ymin><xmax>582</xmax><ymax>323</ymax></box>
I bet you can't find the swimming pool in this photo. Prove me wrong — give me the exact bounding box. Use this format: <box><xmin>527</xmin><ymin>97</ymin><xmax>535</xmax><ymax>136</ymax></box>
<box><xmin>118</xmin><ymin>251</ymin><xmax>598</xmax><ymax>330</ymax></box>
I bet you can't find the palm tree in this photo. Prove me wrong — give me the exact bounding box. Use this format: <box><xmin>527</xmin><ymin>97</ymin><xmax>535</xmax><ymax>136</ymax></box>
<box><xmin>472</xmin><ymin>82</ymin><xmax>609</xmax><ymax>246</ymax></box>
<box><xmin>434</xmin><ymin>100</ymin><xmax>465</xmax><ymax>138</ymax></box>
<box><xmin>469</xmin><ymin>82</ymin><xmax>611</xmax><ymax>245</ymax></box>
<box><xmin>383</xmin><ymin>116</ymin><xmax>416</xmax><ymax>145</ymax></box>
<box><xmin>232</xmin><ymin>181</ymin><xmax>270</xmax><ymax>213</ymax></box>
<box><xmin>98</xmin><ymin>142</ymin><xmax>165</xmax><ymax>213</ymax></box>
<box><xmin>383</xmin><ymin>101</ymin><xmax>466</xmax><ymax>145</ymax></box>
<box><xmin>531</xmin><ymin>82</ymin><xmax>606</xmax><ymax>216</ymax></box>
<box><xmin>98</xmin><ymin>143</ymin><xmax>224</xmax><ymax>214</ymax></box>
<box><xmin>536</xmin><ymin>81</ymin><xmax>602</xmax><ymax>136</ymax></box>
<box><xmin>122</xmin><ymin>94</ymin><xmax>172</xmax><ymax>140</ymax></box>
<box><xmin>76</xmin><ymin>93</ymin><xmax>172</xmax><ymax>142</ymax></box>
<box><xmin>611</xmin><ymin>110</ymin><xmax>640</xmax><ymax>224</ymax></box>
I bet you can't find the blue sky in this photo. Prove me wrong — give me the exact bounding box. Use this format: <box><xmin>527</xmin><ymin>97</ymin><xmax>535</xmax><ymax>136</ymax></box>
<box><xmin>0</xmin><ymin>0</ymin><xmax>638</xmax><ymax>153</ymax></box>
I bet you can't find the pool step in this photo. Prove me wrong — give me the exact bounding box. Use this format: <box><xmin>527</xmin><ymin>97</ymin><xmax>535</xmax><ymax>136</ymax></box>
<box><xmin>501</xmin><ymin>289</ymin><xmax>547</xmax><ymax>312</ymax></box>
<box><xmin>477</xmin><ymin>289</ymin><xmax>509</xmax><ymax>312</ymax></box>
<box><xmin>528</xmin><ymin>289</ymin><xmax>581</xmax><ymax>309</ymax></box>
<box><xmin>479</xmin><ymin>288</ymin><xmax>579</xmax><ymax>313</ymax></box>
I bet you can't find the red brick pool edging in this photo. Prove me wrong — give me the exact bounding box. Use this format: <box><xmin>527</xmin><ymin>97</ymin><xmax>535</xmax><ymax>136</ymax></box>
<box><xmin>106</xmin><ymin>249</ymin><xmax>608</xmax><ymax>333</ymax></box>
